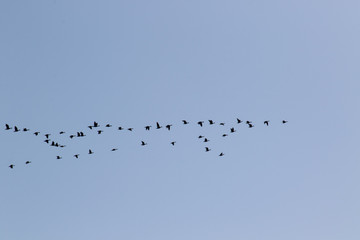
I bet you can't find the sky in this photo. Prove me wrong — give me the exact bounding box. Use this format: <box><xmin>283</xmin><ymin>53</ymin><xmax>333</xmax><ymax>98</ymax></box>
<box><xmin>1</xmin><ymin>0</ymin><xmax>360</xmax><ymax>239</ymax></box>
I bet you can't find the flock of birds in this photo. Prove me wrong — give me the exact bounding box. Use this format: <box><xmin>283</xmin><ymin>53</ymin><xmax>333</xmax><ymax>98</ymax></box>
<box><xmin>5</xmin><ymin>118</ymin><xmax>288</xmax><ymax>169</ymax></box>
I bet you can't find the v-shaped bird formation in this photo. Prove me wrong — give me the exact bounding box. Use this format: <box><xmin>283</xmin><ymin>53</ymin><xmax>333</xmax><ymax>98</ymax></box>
<box><xmin>4</xmin><ymin>118</ymin><xmax>288</xmax><ymax>169</ymax></box>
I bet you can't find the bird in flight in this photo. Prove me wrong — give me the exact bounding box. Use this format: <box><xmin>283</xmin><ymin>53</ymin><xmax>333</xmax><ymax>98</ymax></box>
<box><xmin>230</xmin><ymin>128</ymin><xmax>236</xmax><ymax>133</ymax></box>
<box><xmin>248</xmin><ymin>123</ymin><xmax>254</xmax><ymax>128</ymax></box>
<box><xmin>156</xmin><ymin>122</ymin><xmax>162</xmax><ymax>129</ymax></box>
<box><xmin>219</xmin><ymin>122</ymin><xmax>225</xmax><ymax>126</ymax></box>
<box><xmin>182</xmin><ymin>120</ymin><xmax>189</xmax><ymax>125</ymax></box>
<box><xmin>88</xmin><ymin>149</ymin><xmax>94</xmax><ymax>154</ymax></box>
<box><xmin>145</xmin><ymin>125</ymin><xmax>151</xmax><ymax>131</ymax></box>
<box><xmin>141</xmin><ymin>141</ymin><xmax>147</xmax><ymax>146</ymax></box>
<box><xmin>171</xmin><ymin>141</ymin><xmax>176</xmax><ymax>146</ymax></box>
<box><xmin>93</xmin><ymin>121</ymin><xmax>99</xmax><ymax>128</ymax></box>
<box><xmin>166</xmin><ymin>124</ymin><xmax>172</xmax><ymax>131</ymax></box>
<box><xmin>45</xmin><ymin>134</ymin><xmax>51</xmax><ymax>139</ymax></box>
<box><xmin>264</xmin><ymin>121</ymin><xmax>269</xmax><ymax>126</ymax></box>
<box><xmin>56</xmin><ymin>156</ymin><xmax>62</xmax><ymax>159</ymax></box>
<box><xmin>197</xmin><ymin>121</ymin><xmax>204</xmax><ymax>127</ymax></box>
<box><xmin>88</xmin><ymin>125</ymin><xmax>93</xmax><ymax>130</ymax></box>
<box><xmin>198</xmin><ymin>135</ymin><xmax>204</xmax><ymax>139</ymax></box>
<box><xmin>128</xmin><ymin>128</ymin><xmax>133</xmax><ymax>131</ymax></box>
<box><xmin>111</xmin><ymin>148</ymin><xmax>118</xmax><ymax>152</ymax></box>
<box><xmin>246</xmin><ymin>121</ymin><xmax>252</xmax><ymax>124</ymax></box>
<box><xmin>23</xmin><ymin>128</ymin><xmax>30</xmax><ymax>132</ymax></box>
<box><xmin>222</xmin><ymin>134</ymin><xmax>228</xmax><ymax>137</ymax></box>
<box><xmin>14</xmin><ymin>126</ymin><xmax>20</xmax><ymax>132</ymax></box>
<box><xmin>70</xmin><ymin>134</ymin><xmax>75</xmax><ymax>139</ymax></box>
<box><xmin>97</xmin><ymin>130</ymin><xmax>103</xmax><ymax>134</ymax></box>
<box><xmin>34</xmin><ymin>132</ymin><xmax>40</xmax><ymax>136</ymax></box>
<box><xmin>237</xmin><ymin>118</ymin><xmax>242</xmax><ymax>124</ymax></box>
<box><xmin>106</xmin><ymin>124</ymin><xmax>112</xmax><ymax>128</ymax></box>
<box><xmin>9</xmin><ymin>164</ymin><xmax>14</xmax><ymax>169</ymax></box>
<box><xmin>204</xmin><ymin>138</ymin><xmax>210</xmax><ymax>142</ymax></box>
<box><xmin>74</xmin><ymin>154</ymin><xmax>79</xmax><ymax>159</ymax></box>
<box><xmin>59</xmin><ymin>131</ymin><xmax>65</xmax><ymax>134</ymax></box>
<box><xmin>205</xmin><ymin>147</ymin><xmax>211</xmax><ymax>152</ymax></box>
<box><xmin>208</xmin><ymin>120</ymin><xmax>215</xmax><ymax>125</ymax></box>
<box><xmin>25</xmin><ymin>161</ymin><xmax>31</xmax><ymax>164</ymax></box>
<box><xmin>219</xmin><ymin>152</ymin><xmax>224</xmax><ymax>157</ymax></box>
<box><xmin>118</xmin><ymin>126</ymin><xmax>124</xmax><ymax>130</ymax></box>
<box><xmin>282</xmin><ymin>120</ymin><xmax>288</xmax><ymax>124</ymax></box>
<box><xmin>5</xmin><ymin>124</ymin><xmax>11</xmax><ymax>130</ymax></box>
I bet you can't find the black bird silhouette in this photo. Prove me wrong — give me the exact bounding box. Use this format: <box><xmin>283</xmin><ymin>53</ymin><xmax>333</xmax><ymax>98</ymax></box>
<box><xmin>70</xmin><ymin>135</ymin><xmax>75</xmax><ymax>139</ymax></box>
<box><xmin>88</xmin><ymin>126</ymin><xmax>93</xmax><ymax>130</ymax></box>
<box><xmin>237</xmin><ymin>118</ymin><xmax>242</xmax><ymax>124</ymax></box>
<box><xmin>74</xmin><ymin>154</ymin><xmax>79</xmax><ymax>159</ymax></box>
<box><xmin>204</xmin><ymin>138</ymin><xmax>210</xmax><ymax>142</ymax></box>
<box><xmin>23</xmin><ymin>128</ymin><xmax>30</xmax><ymax>132</ymax></box>
<box><xmin>106</xmin><ymin>124</ymin><xmax>112</xmax><ymax>127</ymax></box>
<box><xmin>45</xmin><ymin>134</ymin><xmax>51</xmax><ymax>139</ymax></box>
<box><xmin>282</xmin><ymin>120</ymin><xmax>288</xmax><ymax>124</ymax></box>
<box><xmin>128</xmin><ymin>128</ymin><xmax>133</xmax><ymax>131</ymax></box>
<box><xmin>222</xmin><ymin>134</ymin><xmax>228</xmax><ymax>137</ymax></box>
<box><xmin>264</xmin><ymin>121</ymin><xmax>269</xmax><ymax>126</ymax></box>
<box><xmin>205</xmin><ymin>147</ymin><xmax>211</xmax><ymax>152</ymax></box>
<box><xmin>198</xmin><ymin>135</ymin><xmax>204</xmax><ymax>139</ymax></box>
<box><xmin>197</xmin><ymin>121</ymin><xmax>204</xmax><ymax>127</ymax></box>
<box><xmin>56</xmin><ymin>156</ymin><xmax>62</xmax><ymax>159</ymax></box>
<box><xmin>171</xmin><ymin>141</ymin><xmax>176</xmax><ymax>146</ymax></box>
<box><xmin>208</xmin><ymin>120</ymin><xmax>215</xmax><ymax>125</ymax></box>
<box><xmin>88</xmin><ymin>149</ymin><xmax>94</xmax><ymax>154</ymax></box>
<box><xmin>14</xmin><ymin>126</ymin><xmax>20</xmax><ymax>132</ymax></box>
<box><xmin>219</xmin><ymin>152</ymin><xmax>224</xmax><ymax>157</ymax></box>
<box><xmin>118</xmin><ymin>126</ymin><xmax>124</xmax><ymax>130</ymax></box>
<box><xmin>34</xmin><ymin>132</ymin><xmax>40</xmax><ymax>136</ymax></box>
<box><xmin>141</xmin><ymin>141</ymin><xmax>147</xmax><ymax>146</ymax></box>
<box><xmin>97</xmin><ymin>130</ymin><xmax>103</xmax><ymax>134</ymax></box>
<box><xmin>5</xmin><ymin>124</ymin><xmax>11</xmax><ymax>130</ymax></box>
<box><xmin>77</xmin><ymin>132</ymin><xmax>85</xmax><ymax>137</ymax></box>
<box><xmin>93</xmin><ymin>121</ymin><xmax>99</xmax><ymax>127</ymax></box>
<box><xmin>9</xmin><ymin>164</ymin><xmax>14</xmax><ymax>169</ymax></box>
<box><xmin>145</xmin><ymin>126</ymin><xmax>151</xmax><ymax>131</ymax></box>
<box><xmin>60</xmin><ymin>145</ymin><xmax>66</xmax><ymax>148</ymax></box>
<box><xmin>59</xmin><ymin>131</ymin><xmax>65</xmax><ymax>134</ymax></box>
<box><xmin>166</xmin><ymin>124</ymin><xmax>172</xmax><ymax>131</ymax></box>
<box><xmin>182</xmin><ymin>120</ymin><xmax>189</xmax><ymax>125</ymax></box>
<box><xmin>248</xmin><ymin>123</ymin><xmax>254</xmax><ymax>128</ymax></box>
<box><xmin>219</xmin><ymin>122</ymin><xmax>225</xmax><ymax>126</ymax></box>
<box><xmin>25</xmin><ymin>161</ymin><xmax>31</xmax><ymax>164</ymax></box>
<box><xmin>44</xmin><ymin>139</ymin><xmax>50</xmax><ymax>144</ymax></box>
<box><xmin>156</xmin><ymin>122</ymin><xmax>162</xmax><ymax>129</ymax></box>
<box><xmin>230</xmin><ymin>128</ymin><xmax>236</xmax><ymax>133</ymax></box>
<box><xmin>111</xmin><ymin>148</ymin><xmax>118</xmax><ymax>151</ymax></box>
<box><xmin>246</xmin><ymin>121</ymin><xmax>252</xmax><ymax>124</ymax></box>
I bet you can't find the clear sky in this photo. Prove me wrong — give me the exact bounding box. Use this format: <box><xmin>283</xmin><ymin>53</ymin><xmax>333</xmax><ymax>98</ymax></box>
<box><xmin>1</xmin><ymin>0</ymin><xmax>359</xmax><ymax>239</ymax></box>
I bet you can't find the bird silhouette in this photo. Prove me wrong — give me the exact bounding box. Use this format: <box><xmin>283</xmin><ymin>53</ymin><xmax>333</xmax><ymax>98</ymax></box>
<box><xmin>230</xmin><ymin>128</ymin><xmax>236</xmax><ymax>133</ymax></box>
<box><xmin>166</xmin><ymin>124</ymin><xmax>172</xmax><ymax>131</ymax></box>
<box><xmin>205</xmin><ymin>147</ymin><xmax>211</xmax><ymax>152</ymax></box>
<box><xmin>14</xmin><ymin>126</ymin><xmax>20</xmax><ymax>132</ymax></box>
<box><xmin>59</xmin><ymin>131</ymin><xmax>65</xmax><ymax>134</ymax></box>
<box><xmin>237</xmin><ymin>118</ymin><xmax>242</xmax><ymax>124</ymax></box>
<box><xmin>106</xmin><ymin>124</ymin><xmax>112</xmax><ymax>127</ymax></box>
<box><xmin>145</xmin><ymin>126</ymin><xmax>151</xmax><ymax>131</ymax></box>
<box><xmin>88</xmin><ymin>149</ymin><xmax>94</xmax><ymax>154</ymax></box>
<box><xmin>282</xmin><ymin>120</ymin><xmax>288</xmax><ymax>124</ymax></box>
<box><xmin>9</xmin><ymin>164</ymin><xmax>14</xmax><ymax>169</ymax></box>
<box><xmin>25</xmin><ymin>161</ymin><xmax>31</xmax><ymax>164</ymax></box>
<box><xmin>222</xmin><ymin>134</ymin><xmax>228</xmax><ymax>137</ymax></box>
<box><xmin>264</xmin><ymin>121</ymin><xmax>269</xmax><ymax>126</ymax></box>
<box><xmin>156</xmin><ymin>122</ymin><xmax>162</xmax><ymax>129</ymax></box>
<box><xmin>23</xmin><ymin>128</ymin><xmax>30</xmax><ymax>132</ymax></box>
<box><xmin>208</xmin><ymin>120</ymin><xmax>215</xmax><ymax>125</ymax></box>
<box><xmin>141</xmin><ymin>141</ymin><xmax>147</xmax><ymax>146</ymax></box>
<box><xmin>93</xmin><ymin>121</ymin><xmax>99</xmax><ymax>127</ymax></box>
<box><xmin>5</xmin><ymin>124</ymin><xmax>11</xmax><ymax>130</ymax></box>
<box><xmin>128</xmin><ymin>128</ymin><xmax>133</xmax><ymax>131</ymax></box>
<box><xmin>219</xmin><ymin>122</ymin><xmax>225</xmax><ymax>126</ymax></box>
<box><xmin>44</xmin><ymin>139</ymin><xmax>50</xmax><ymax>144</ymax></box>
<box><xmin>198</xmin><ymin>135</ymin><xmax>204</xmax><ymax>139</ymax></box>
<box><xmin>88</xmin><ymin>125</ymin><xmax>93</xmax><ymax>130</ymax></box>
<box><xmin>197</xmin><ymin>121</ymin><xmax>204</xmax><ymax>127</ymax></box>
<box><xmin>56</xmin><ymin>156</ymin><xmax>62</xmax><ymax>159</ymax></box>
<box><xmin>74</xmin><ymin>154</ymin><xmax>79</xmax><ymax>159</ymax></box>
<box><xmin>248</xmin><ymin>123</ymin><xmax>254</xmax><ymax>128</ymax></box>
<box><xmin>70</xmin><ymin>135</ymin><xmax>75</xmax><ymax>139</ymax></box>
<box><xmin>97</xmin><ymin>130</ymin><xmax>103</xmax><ymax>134</ymax></box>
<box><xmin>219</xmin><ymin>152</ymin><xmax>224</xmax><ymax>157</ymax></box>
<box><xmin>182</xmin><ymin>120</ymin><xmax>189</xmax><ymax>125</ymax></box>
<box><xmin>204</xmin><ymin>138</ymin><xmax>210</xmax><ymax>142</ymax></box>
<box><xmin>45</xmin><ymin>134</ymin><xmax>51</xmax><ymax>139</ymax></box>
<box><xmin>34</xmin><ymin>132</ymin><xmax>40</xmax><ymax>136</ymax></box>
<box><xmin>118</xmin><ymin>126</ymin><xmax>124</xmax><ymax>130</ymax></box>
<box><xmin>171</xmin><ymin>141</ymin><xmax>176</xmax><ymax>146</ymax></box>
<box><xmin>111</xmin><ymin>148</ymin><xmax>118</xmax><ymax>151</ymax></box>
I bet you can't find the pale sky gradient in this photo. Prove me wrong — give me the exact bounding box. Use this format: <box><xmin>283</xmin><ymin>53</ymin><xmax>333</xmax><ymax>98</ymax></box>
<box><xmin>1</xmin><ymin>1</ymin><xmax>360</xmax><ymax>239</ymax></box>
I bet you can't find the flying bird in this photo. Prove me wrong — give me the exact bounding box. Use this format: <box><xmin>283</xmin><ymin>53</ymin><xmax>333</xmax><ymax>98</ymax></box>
<box><xmin>93</xmin><ymin>121</ymin><xmax>99</xmax><ymax>127</ymax></box>
<box><xmin>182</xmin><ymin>120</ymin><xmax>189</xmax><ymax>125</ymax></box>
<box><xmin>208</xmin><ymin>120</ymin><xmax>215</xmax><ymax>125</ymax></box>
<box><xmin>145</xmin><ymin>126</ymin><xmax>151</xmax><ymax>131</ymax></box>
<box><xmin>198</xmin><ymin>135</ymin><xmax>204</xmax><ymax>139</ymax></box>
<box><xmin>128</xmin><ymin>128</ymin><xmax>133</xmax><ymax>131</ymax></box>
<box><xmin>44</xmin><ymin>139</ymin><xmax>50</xmax><ymax>144</ymax></box>
<box><xmin>246</xmin><ymin>121</ymin><xmax>252</xmax><ymax>124</ymax></box>
<box><xmin>248</xmin><ymin>123</ymin><xmax>254</xmax><ymax>128</ymax></box>
<box><xmin>74</xmin><ymin>154</ymin><xmax>79</xmax><ymax>159</ymax></box>
<box><xmin>5</xmin><ymin>124</ymin><xmax>11</xmax><ymax>130</ymax></box>
<box><xmin>34</xmin><ymin>132</ymin><xmax>40</xmax><ymax>136</ymax></box>
<box><xmin>88</xmin><ymin>149</ymin><xmax>94</xmax><ymax>154</ymax></box>
<box><xmin>118</xmin><ymin>126</ymin><xmax>124</xmax><ymax>130</ymax></box>
<box><xmin>141</xmin><ymin>141</ymin><xmax>147</xmax><ymax>146</ymax></box>
<box><xmin>230</xmin><ymin>128</ymin><xmax>236</xmax><ymax>133</ymax></box>
<box><xmin>219</xmin><ymin>122</ymin><xmax>225</xmax><ymax>126</ymax></box>
<box><xmin>204</xmin><ymin>138</ymin><xmax>210</xmax><ymax>142</ymax></box>
<box><xmin>111</xmin><ymin>148</ymin><xmax>118</xmax><ymax>151</ymax></box>
<box><xmin>264</xmin><ymin>121</ymin><xmax>269</xmax><ymax>126</ymax></box>
<box><xmin>219</xmin><ymin>152</ymin><xmax>224</xmax><ymax>157</ymax></box>
<box><xmin>222</xmin><ymin>134</ymin><xmax>228</xmax><ymax>137</ymax></box>
<box><xmin>9</xmin><ymin>164</ymin><xmax>14</xmax><ymax>169</ymax></box>
<box><xmin>25</xmin><ymin>161</ymin><xmax>31</xmax><ymax>164</ymax></box>
<box><xmin>156</xmin><ymin>122</ymin><xmax>162</xmax><ymax>129</ymax></box>
<box><xmin>197</xmin><ymin>121</ymin><xmax>204</xmax><ymax>127</ymax></box>
<box><xmin>171</xmin><ymin>141</ymin><xmax>176</xmax><ymax>146</ymax></box>
<box><xmin>237</xmin><ymin>118</ymin><xmax>242</xmax><ymax>124</ymax></box>
<box><xmin>282</xmin><ymin>120</ymin><xmax>288</xmax><ymax>124</ymax></box>
<box><xmin>205</xmin><ymin>147</ymin><xmax>211</xmax><ymax>152</ymax></box>
<box><xmin>166</xmin><ymin>124</ymin><xmax>172</xmax><ymax>131</ymax></box>
<box><xmin>56</xmin><ymin>156</ymin><xmax>62</xmax><ymax>159</ymax></box>
<box><xmin>70</xmin><ymin>135</ymin><xmax>75</xmax><ymax>139</ymax></box>
<box><xmin>45</xmin><ymin>134</ymin><xmax>51</xmax><ymax>139</ymax></box>
<box><xmin>88</xmin><ymin>126</ymin><xmax>93</xmax><ymax>130</ymax></box>
<box><xmin>97</xmin><ymin>130</ymin><xmax>103</xmax><ymax>134</ymax></box>
<box><xmin>106</xmin><ymin>124</ymin><xmax>112</xmax><ymax>127</ymax></box>
<box><xmin>23</xmin><ymin>128</ymin><xmax>30</xmax><ymax>132</ymax></box>
<box><xmin>14</xmin><ymin>126</ymin><xmax>20</xmax><ymax>132</ymax></box>
<box><xmin>59</xmin><ymin>131</ymin><xmax>65</xmax><ymax>134</ymax></box>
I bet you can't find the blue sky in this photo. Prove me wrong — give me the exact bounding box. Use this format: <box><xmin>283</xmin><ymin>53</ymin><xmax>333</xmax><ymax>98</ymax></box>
<box><xmin>1</xmin><ymin>1</ymin><xmax>359</xmax><ymax>239</ymax></box>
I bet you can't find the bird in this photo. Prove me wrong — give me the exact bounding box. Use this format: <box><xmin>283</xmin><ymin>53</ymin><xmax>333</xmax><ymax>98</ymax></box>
<box><xmin>74</xmin><ymin>154</ymin><xmax>79</xmax><ymax>159</ymax></box>
<box><xmin>118</xmin><ymin>126</ymin><xmax>124</xmax><ymax>130</ymax></box>
<box><xmin>236</xmin><ymin>118</ymin><xmax>242</xmax><ymax>124</ymax></box>
<box><xmin>219</xmin><ymin>122</ymin><xmax>225</xmax><ymax>126</ymax></box>
<box><xmin>77</xmin><ymin>132</ymin><xmax>85</xmax><ymax>137</ymax></box>
<box><xmin>105</xmin><ymin>124</ymin><xmax>112</xmax><ymax>127</ymax></box>
<box><xmin>222</xmin><ymin>134</ymin><xmax>228</xmax><ymax>137</ymax></box>
<box><xmin>70</xmin><ymin>135</ymin><xmax>75</xmax><ymax>139</ymax></box>
<box><xmin>128</xmin><ymin>128</ymin><xmax>133</xmax><ymax>131</ymax></box>
<box><xmin>171</xmin><ymin>141</ymin><xmax>176</xmax><ymax>146</ymax></box>
<box><xmin>25</xmin><ymin>161</ymin><xmax>31</xmax><ymax>164</ymax></box>
<box><xmin>208</xmin><ymin>120</ymin><xmax>215</xmax><ymax>125</ymax></box>
<box><xmin>264</xmin><ymin>121</ymin><xmax>269</xmax><ymax>126</ymax></box>
<box><xmin>56</xmin><ymin>156</ymin><xmax>62</xmax><ymax>159</ymax></box>
<box><xmin>205</xmin><ymin>147</ymin><xmax>211</xmax><ymax>152</ymax></box>
<box><xmin>34</xmin><ymin>132</ymin><xmax>40</xmax><ymax>136</ymax></box>
<box><xmin>166</xmin><ymin>124</ymin><xmax>172</xmax><ymax>131</ymax></box>
<box><xmin>14</xmin><ymin>126</ymin><xmax>20</xmax><ymax>132</ymax></box>
<box><xmin>145</xmin><ymin>126</ymin><xmax>151</xmax><ymax>130</ymax></box>
<box><xmin>182</xmin><ymin>120</ymin><xmax>189</xmax><ymax>125</ymax></box>
<box><xmin>197</xmin><ymin>121</ymin><xmax>204</xmax><ymax>127</ymax></box>
<box><xmin>246</xmin><ymin>121</ymin><xmax>252</xmax><ymax>124</ymax></box>
<box><xmin>9</xmin><ymin>164</ymin><xmax>14</xmax><ymax>169</ymax></box>
<box><xmin>141</xmin><ymin>141</ymin><xmax>147</xmax><ymax>146</ymax></box>
<box><xmin>60</xmin><ymin>145</ymin><xmax>66</xmax><ymax>148</ymax></box>
<box><xmin>88</xmin><ymin>149</ymin><xmax>94</xmax><ymax>154</ymax></box>
<box><xmin>59</xmin><ymin>131</ymin><xmax>65</xmax><ymax>134</ymax></box>
<box><xmin>111</xmin><ymin>148</ymin><xmax>118</xmax><ymax>151</ymax></box>
<box><xmin>44</xmin><ymin>139</ymin><xmax>50</xmax><ymax>144</ymax></box>
<box><xmin>23</xmin><ymin>128</ymin><xmax>30</xmax><ymax>132</ymax></box>
<box><xmin>45</xmin><ymin>134</ymin><xmax>51</xmax><ymax>139</ymax></box>
<box><xmin>93</xmin><ymin>121</ymin><xmax>99</xmax><ymax>127</ymax></box>
<box><xmin>219</xmin><ymin>152</ymin><xmax>224</xmax><ymax>157</ymax></box>
<box><xmin>248</xmin><ymin>123</ymin><xmax>254</xmax><ymax>128</ymax></box>
<box><xmin>282</xmin><ymin>120</ymin><xmax>288</xmax><ymax>124</ymax></box>
<box><xmin>230</xmin><ymin>127</ymin><xmax>236</xmax><ymax>133</ymax></box>
<box><xmin>198</xmin><ymin>135</ymin><xmax>204</xmax><ymax>139</ymax></box>
<box><xmin>5</xmin><ymin>124</ymin><xmax>11</xmax><ymax>130</ymax></box>
<box><xmin>97</xmin><ymin>130</ymin><xmax>103</xmax><ymax>134</ymax></box>
<box><xmin>156</xmin><ymin>122</ymin><xmax>162</xmax><ymax>129</ymax></box>
<box><xmin>204</xmin><ymin>138</ymin><xmax>210</xmax><ymax>142</ymax></box>
<box><xmin>88</xmin><ymin>125</ymin><xmax>93</xmax><ymax>130</ymax></box>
